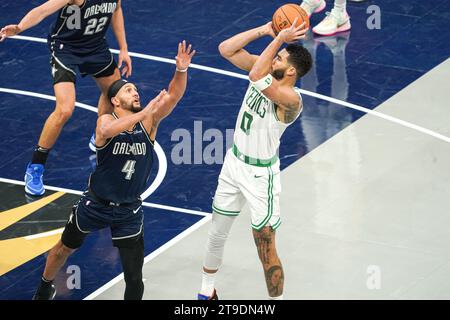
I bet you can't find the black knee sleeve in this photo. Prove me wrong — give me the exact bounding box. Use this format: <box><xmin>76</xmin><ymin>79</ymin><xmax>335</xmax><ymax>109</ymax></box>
<box><xmin>118</xmin><ymin>234</ymin><xmax>144</xmax><ymax>300</ymax></box>
<box><xmin>61</xmin><ymin>207</ymin><xmax>88</xmax><ymax>249</ymax></box>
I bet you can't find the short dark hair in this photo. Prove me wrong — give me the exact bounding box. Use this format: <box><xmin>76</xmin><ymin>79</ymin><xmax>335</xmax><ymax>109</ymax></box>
<box><xmin>285</xmin><ymin>44</ymin><xmax>312</xmax><ymax>80</ymax></box>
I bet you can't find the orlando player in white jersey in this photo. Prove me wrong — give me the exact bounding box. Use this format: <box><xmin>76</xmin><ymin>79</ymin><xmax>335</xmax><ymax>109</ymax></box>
<box><xmin>32</xmin><ymin>41</ymin><xmax>195</xmax><ymax>300</ymax></box>
<box><xmin>198</xmin><ymin>20</ymin><xmax>312</xmax><ymax>300</ymax></box>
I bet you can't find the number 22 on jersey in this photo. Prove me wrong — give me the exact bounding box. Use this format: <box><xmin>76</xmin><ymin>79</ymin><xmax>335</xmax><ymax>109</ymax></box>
<box><xmin>84</xmin><ymin>17</ymin><xmax>108</xmax><ymax>35</ymax></box>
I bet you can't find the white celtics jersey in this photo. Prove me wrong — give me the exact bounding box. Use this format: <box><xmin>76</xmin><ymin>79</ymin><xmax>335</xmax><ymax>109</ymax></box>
<box><xmin>233</xmin><ymin>81</ymin><xmax>303</xmax><ymax>165</ymax></box>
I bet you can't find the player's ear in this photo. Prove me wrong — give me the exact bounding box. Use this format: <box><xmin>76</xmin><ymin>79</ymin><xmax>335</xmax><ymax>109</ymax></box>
<box><xmin>111</xmin><ymin>96</ymin><xmax>119</xmax><ymax>107</ymax></box>
<box><xmin>286</xmin><ymin>66</ymin><xmax>296</xmax><ymax>78</ymax></box>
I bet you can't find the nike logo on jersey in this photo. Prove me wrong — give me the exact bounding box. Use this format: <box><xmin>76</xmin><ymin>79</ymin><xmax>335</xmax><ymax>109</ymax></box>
<box><xmin>254</xmin><ymin>175</ymin><xmax>263</xmax><ymax>178</ymax></box>
<box><xmin>133</xmin><ymin>206</ymin><xmax>141</xmax><ymax>214</ymax></box>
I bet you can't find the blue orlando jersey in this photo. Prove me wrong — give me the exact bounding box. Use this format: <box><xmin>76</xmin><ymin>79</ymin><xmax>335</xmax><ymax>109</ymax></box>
<box><xmin>49</xmin><ymin>0</ymin><xmax>118</xmax><ymax>49</ymax></box>
<box><xmin>89</xmin><ymin>117</ymin><xmax>154</xmax><ymax>204</ymax></box>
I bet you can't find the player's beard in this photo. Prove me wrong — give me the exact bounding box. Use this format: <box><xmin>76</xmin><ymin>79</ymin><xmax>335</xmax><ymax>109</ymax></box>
<box><xmin>129</xmin><ymin>101</ymin><xmax>142</xmax><ymax>113</ymax></box>
<box><xmin>271</xmin><ymin>67</ymin><xmax>286</xmax><ymax>81</ymax></box>
<box><xmin>131</xmin><ymin>105</ymin><xmax>142</xmax><ymax>113</ymax></box>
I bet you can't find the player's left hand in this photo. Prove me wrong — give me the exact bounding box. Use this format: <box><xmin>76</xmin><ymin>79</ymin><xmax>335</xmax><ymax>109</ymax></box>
<box><xmin>277</xmin><ymin>18</ymin><xmax>308</xmax><ymax>44</ymax></box>
<box><xmin>0</xmin><ymin>24</ymin><xmax>21</xmax><ymax>42</ymax></box>
<box><xmin>118</xmin><ymin>49</ymin><xmax>132</xmax><ymax>78</ymax></box>
<box><xmin>175</xmin><ymin>40</ymin><xmax>196</xmax><ymax>71</ymax></box>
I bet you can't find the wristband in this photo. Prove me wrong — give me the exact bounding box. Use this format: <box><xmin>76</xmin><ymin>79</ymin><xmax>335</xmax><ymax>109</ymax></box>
<box><xmin>251</xmin><ymin>74</ymin><xmax>273</xmax><ymax>91</ymax></box>
<box><xmin>176</xmin><ymin>67</ymin><xmax>188</xmax><ymax>73</ymax></box>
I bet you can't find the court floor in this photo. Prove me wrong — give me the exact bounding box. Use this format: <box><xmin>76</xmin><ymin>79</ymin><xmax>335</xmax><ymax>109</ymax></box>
<box><xmin>0</xmin><ymin>0</ymin><xmax>449</xmax><ymax>299</ymax></box>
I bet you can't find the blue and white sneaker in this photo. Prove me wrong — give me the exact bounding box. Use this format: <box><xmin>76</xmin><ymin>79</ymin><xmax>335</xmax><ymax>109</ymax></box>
<box><xmin>24</xmin><ymin>163</ymin><xmax>45</xmax><ymax>196</ymax></box>
<box><xmin>89</xmin><ymin>132</ymin><xmax>96</xmax><ymax>152</ymax></box>
<box><xmin>197</xmin><ymin>289</ymin><xmax>218</xmax><ymax>300</ymax></box>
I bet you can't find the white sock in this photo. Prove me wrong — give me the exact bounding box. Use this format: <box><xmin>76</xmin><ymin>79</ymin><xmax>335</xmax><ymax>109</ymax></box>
<box><xmin>200</xmin><ymin>270</ymin><xmax>216</xmax><ymax>296</ymax></box>
<box><xmin>269</xmin><ymin>294</ymin><xmax>284</xmax><ymax>300</ymax></box>
<box><xmin>334</xmin><ymin>0</ymin><xmax>346</xmax><ymax>12</ymax></box>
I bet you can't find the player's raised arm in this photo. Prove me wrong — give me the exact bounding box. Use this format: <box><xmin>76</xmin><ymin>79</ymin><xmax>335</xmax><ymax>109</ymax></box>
<box><xmin>218</xmin><ymin>22</ymin><xmax>275</xmax><ymax>72</ymax></box>
<box><xmin>0</xmin><ymin>0</ymin><xmax>70</xmax><ymax>41</ymax></box>
<box><xmin>249</xmin><ymin>19</ymin><xmax>307</xmax><ymax>108</ymax></box>
<box><xmin>146</xmin><ymin>41</ymin><xmax>196</xmax><ymax>126</ymax></box>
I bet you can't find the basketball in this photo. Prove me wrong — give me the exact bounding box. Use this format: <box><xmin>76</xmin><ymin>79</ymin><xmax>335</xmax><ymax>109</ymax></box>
<box><xmin>272</xmin><ymin>3</ymin><xmax>310</xmax><ymax>35</ymax></box>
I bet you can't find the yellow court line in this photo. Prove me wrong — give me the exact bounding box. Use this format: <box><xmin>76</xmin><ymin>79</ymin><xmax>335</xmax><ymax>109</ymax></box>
<box><xmin>0</xmin><ymin>192</ymin><xmax>65</xmax><ymax>231</ymax></box>
<box><xmin>0</xmin><ymin>229</ymin><xmax>63</xmax><ymax>276</ymax></box>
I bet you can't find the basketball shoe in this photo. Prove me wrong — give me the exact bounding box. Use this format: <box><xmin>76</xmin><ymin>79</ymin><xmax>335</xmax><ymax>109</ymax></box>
<box><xmin>25</xmin><ymin>163</ymin><xmax>45</xmax><ymax>196</ymax></box>
<box><xmin>300</xmin><ymin>0</ymin><xmax>326</xmax><ymax>17</ymax></box>
<box><xmin>197</xmin><ymin>289</ymin><xmax>218</xmax><ymax>300</ymax></box>
<box><xmin>313</xmin><ymin>8</ymin><xmax>351</xmax><ymax>36</ymax></box>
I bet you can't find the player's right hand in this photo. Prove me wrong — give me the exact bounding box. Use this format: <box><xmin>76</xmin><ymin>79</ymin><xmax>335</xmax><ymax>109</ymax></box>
<box><xmin>263</xmin><ymin>22</ymin><xmax>277</xmax><ymax>39</ymax></box>
<box><xmin>277</xmin><ymin>18</ymin><xmax>308</xmax><ymax>44</ymax></box>
<box><xmin>0</xmin><ymin>25</ymin><xmax>21</xmax><ymax>42</ymax></box>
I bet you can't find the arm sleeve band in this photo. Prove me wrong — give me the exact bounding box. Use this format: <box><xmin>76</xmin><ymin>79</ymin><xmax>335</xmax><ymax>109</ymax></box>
<box><xmin>250</xmin><ymin>74</ymin><xmax>273</xmax><ymax>91</ymax></box>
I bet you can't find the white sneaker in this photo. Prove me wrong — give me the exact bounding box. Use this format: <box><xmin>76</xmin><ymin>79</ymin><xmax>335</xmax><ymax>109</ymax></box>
<box><xmin>312</xmin><ymin>8</ymin><xmax>351</xmax><ymax>36</ymax></box>
<box><xmin>300</xmin><ymin>0</ymin><xmax>326</xmax><ymax>17</ymax></box>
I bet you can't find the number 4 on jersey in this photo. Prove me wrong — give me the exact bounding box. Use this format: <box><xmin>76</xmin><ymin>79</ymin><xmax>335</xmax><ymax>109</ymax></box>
<box><xmin>122</xmin><ymin>160</ymin><xmax>136</xmax><ymax>180</ymax></box>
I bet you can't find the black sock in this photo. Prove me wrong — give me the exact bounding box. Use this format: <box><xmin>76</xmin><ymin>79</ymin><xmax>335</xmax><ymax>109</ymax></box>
<box><xmin>31</xmin><ymin>146</ymin><xmax>50</xmax><ymax>165</ymax></box>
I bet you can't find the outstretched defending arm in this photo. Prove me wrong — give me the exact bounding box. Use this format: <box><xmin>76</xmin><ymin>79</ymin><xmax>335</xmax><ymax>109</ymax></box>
<box><xmin>141</xmin><ymin>40</ymin><xmax>196</xmax><ymax>139</ymax></box>
<box><xmin>0</xmin><ymin>0</ymin><xmax>70</xmax><ymax>41</ymax></box>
